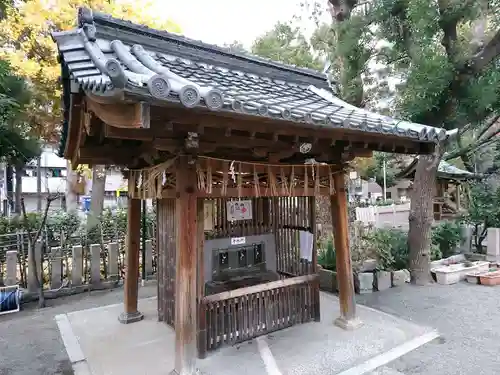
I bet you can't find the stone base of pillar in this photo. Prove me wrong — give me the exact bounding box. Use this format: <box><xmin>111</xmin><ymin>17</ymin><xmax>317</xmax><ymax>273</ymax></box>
<box><xmin>334</xmin><ymin>316</ymin><xmax>363</xmax><ymax>330</ymax></box>
<box><xmin>118</xmin><ymin>311</ymin><xmax>144</xmax><ymax>324</ymax></box>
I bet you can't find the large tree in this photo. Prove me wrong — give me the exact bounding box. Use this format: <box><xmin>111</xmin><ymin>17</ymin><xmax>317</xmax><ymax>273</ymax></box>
<box><xmin>251</xmin><ymin>22</ymin><xmax>324</xmax><ymax>71</ymax></box>
<box><xmin>323</xmin><ymin>0</ymin><xmax>500</xmax><ymax>284</ymax></box>
<box><xmin>0</xmin><ymin>0</ymin><xmax>181</xmax><ymax>213</ymax></box>
<box><xmin>255</xmin><ymin>1</ymin><xmax>500</xmax><ymax>284</ymax></box>
<box><xmin>0</xmin><ymin>59</ymin><xmax>40</xmax><ymax>213</ymax></box>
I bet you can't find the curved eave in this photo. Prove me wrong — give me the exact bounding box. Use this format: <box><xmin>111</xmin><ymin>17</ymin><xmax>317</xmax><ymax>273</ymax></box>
<box><xmin>52</xmin><ymin>10</ymin><xmax>450</xmax><ymax>157</ymax></box>
<box><xmin>396</xmin><ymin>157</ymin><xmax>482</xmax><ymax>181</ymax></box>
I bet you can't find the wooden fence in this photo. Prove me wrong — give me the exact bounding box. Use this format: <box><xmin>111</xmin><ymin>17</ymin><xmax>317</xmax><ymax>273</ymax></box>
<box><xmin>200</xmin><ymin>274</ymin><xmax>319</xmax><ymax>353</ymax></box>
<box><xmin>0</xmin><ymin>232</ymin><xmax>156</xmax><ymax>296</ymax></box>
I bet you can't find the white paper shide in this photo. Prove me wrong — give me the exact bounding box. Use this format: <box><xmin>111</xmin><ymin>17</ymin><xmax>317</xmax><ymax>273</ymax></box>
<box><xmin>299</xmin><ymin>230</ymin><xmax>314</xmax><ymax>262</ymax></box>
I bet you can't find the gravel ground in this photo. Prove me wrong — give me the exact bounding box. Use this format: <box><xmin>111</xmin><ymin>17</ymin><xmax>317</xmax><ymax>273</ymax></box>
<box><xmin>0</xmin><ymin>285</ymin><xmax>157</xmax><ymax>375</ymax></box>
<box><xmin>358</xmin><ymin>282</ymin><xmax>500</xmax><ymax>375</ymax></box>
<box><xmin>1</xmin><ymin>282</ymin><xmax>498</xmax><ymax>375</ymax></box>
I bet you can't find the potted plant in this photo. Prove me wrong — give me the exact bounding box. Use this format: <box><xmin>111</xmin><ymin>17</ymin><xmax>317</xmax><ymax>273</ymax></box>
<box><xmin>365</xmin><ymin>228</ymin><xmax>395</xmax><ymax>291</ymax></box>
<box><xmin>317</xmin><ymin>238</ymin><xmax>337</xmax><ymax>293</ymax></box>
<box><xmin>374</xmin><ymin>248</ymin><xmax>394</xmax><ymax>291</ymax></box>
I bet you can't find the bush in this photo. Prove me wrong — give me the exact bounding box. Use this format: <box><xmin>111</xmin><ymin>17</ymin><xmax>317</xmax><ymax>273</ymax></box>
<box><xmin>431</xmin><ymin>221</ymin><xmax>462</xmax><ymax>258</ymax></box>
<box><xmin>318</xmin><ymin>237</ymin><xmax>336</xmax><ymax>271</ymax></box>
<box><xmin>364</xmin><ymin>228</ymin><xmax>397</xmax><ymax>271</ymax></box>
<box><xmin>364</xmin><ymin>227</ymin><xmax>444</xmax><ymax>271</ymax></box>
<box><xmin>0</xmin><ymin>207</ymin><xmax>156</xmax><ymax>244</ymax></box>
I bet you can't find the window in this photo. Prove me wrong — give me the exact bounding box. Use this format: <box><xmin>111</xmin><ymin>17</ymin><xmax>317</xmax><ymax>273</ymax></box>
<box><xmin>50</xmin><ymin>168</ymin><xmax>63</xmax><ymax>177</ymax></box>
<box><xmin>385</xmin><ymin>191</ymin><xmax>392</xmax><ymax>199</ymax></box>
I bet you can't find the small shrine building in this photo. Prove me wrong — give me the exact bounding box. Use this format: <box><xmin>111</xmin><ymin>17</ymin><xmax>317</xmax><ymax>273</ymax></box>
<box><xmin>397</xmin><ymin>158</ymin><xmax>482</xmax><ymax>220</ymax></box>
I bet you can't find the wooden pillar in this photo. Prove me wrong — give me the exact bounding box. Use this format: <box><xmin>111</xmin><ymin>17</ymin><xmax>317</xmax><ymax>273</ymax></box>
<box><xmin>196</xmin><ymin>198</ymin><xmax>206</xmax><ymax>359</ymax></box>
<box><xmin>309</xmin><ymin>196</ymin><xmax>321</xmax><ymax>322</ymax></box>
<box><xmin>172</xmin><ymin>156</ymin><xmax>198</xmax><ymax>375</ymax></box>
<box><xmin>330</xmin><ymin>172</ymin><xmax>362</xmax><ymax>330</ymax></box>
<box><xmin>118</xmin><ymin>197</ymin><xmax>144</xmax><ymax>324</ymax></box>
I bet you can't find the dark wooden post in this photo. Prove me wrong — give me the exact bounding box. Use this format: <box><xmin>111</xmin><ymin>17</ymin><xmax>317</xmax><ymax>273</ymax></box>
<box><xmin>309</xmin><ymin>196</ymin><xmax>321</xmax><ymax>322</ymax></box>
<box><xmin>196</xmin><ymin>198</ymin><xmax>207</xmax><ymax>359</ymax></box>
<box><xmin>118</xmin><ymin>196</ymin><xmax>144</xmax><ymax>324</ymax></box>
<box><xmin>330</xmin><ymin>172</ymin><xmax>362</xmax><ymax>330</ymax></box>
<box><xmin>172</xmin><ymin>156</ymin><xmax>198</xmax><ymax>375</ymax></box>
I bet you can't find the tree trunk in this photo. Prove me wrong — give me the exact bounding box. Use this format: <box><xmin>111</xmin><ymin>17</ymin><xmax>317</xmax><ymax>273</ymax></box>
<box><xmin>87</xmin><ymin>165</ymin><xmax>106</xmax><ymax>239</ymax></box>
<box><xmin>6</xmin><ymin>164</ymin><xmax>13</xmax><ymax>213</ymax></box>
<box><xmin>65</xmin><ymin>160</ymin><xmax>78</xmax><ymax>211</ymax></box>
<box><xmin>408</xmin><ymin>154</ymin><xmax>441</xmax><ymax>285</ymax></box>
<box><xmin>14</xmin><ymin>163</ymin><xmax>23</xmax><ymax>214</ymax></box>
<box><xmin>90</xmin><ymin>165</ymin><xmax>106</xmax><ymax>217</ymax></box>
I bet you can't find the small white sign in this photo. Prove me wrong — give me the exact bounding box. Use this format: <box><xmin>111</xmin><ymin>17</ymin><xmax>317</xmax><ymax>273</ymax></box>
<box><xmin>227</xmin><ymin>200</ymin><xmax>252</xmax><ymax>221</ymax></box>
<box><xmin>230</xmin><ymin>237</ymin><xmax>246</xmax><ymax>246</ymax></box>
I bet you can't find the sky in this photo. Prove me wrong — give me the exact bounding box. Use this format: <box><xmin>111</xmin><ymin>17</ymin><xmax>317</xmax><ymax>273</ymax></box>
<box><xmin>149</xmin><ymin>0</ymin><xmax>329</xmax><ymax>48</ymax></box>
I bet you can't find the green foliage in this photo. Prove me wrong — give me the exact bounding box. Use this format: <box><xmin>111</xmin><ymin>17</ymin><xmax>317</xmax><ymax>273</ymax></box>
<box><xmin>364</xmin><ymin>228</ymin><xmax>396</xmax><ymax>271</ymax></box>
<box><xmin>318</xmin><ymin>237</ymin><xmax>336</xmax><ymax>271</ymax></box>
<box><xmin>0</xmin><ymin>58</ymin><xmax>40</xmax><ymax>163</ymax></box>
<box><xmin>465</xmin><ymin>181</ymin><xmax>500</xmax><ymax>229</ymax></box>
<box><xmin>0</xmin><ymin>208</ymin><xmax>156</xmax><ymax>245</ymax></box>
<box><xmin>363</xmin><ymin>227</ymin><xmax>445</xmax><ymax>271</ymax></box>
<box><xmin>0</xmin><ymin>211</ymin><xmax>41</xmax><ymax>234</ymax></box>
<box><xmin>431</xmin><ymin>221</ymin><xmax>463</xmax><ymax>258</ymax></box>
<box><xmin>464</xmin><ymin>181</ymin><xmax>500</xmax><ymax>252</ymax></box>
<box><xmin>251</xmin><ymin>22</ymin><xmax>323</xmax><ymax>71</ymax></box>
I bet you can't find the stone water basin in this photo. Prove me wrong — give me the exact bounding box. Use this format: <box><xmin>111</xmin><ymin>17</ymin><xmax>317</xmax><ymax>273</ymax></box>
<box><xmin>434</xmin><ymin>261</ymin><xmax>490</xmax><ymax>285</ymax></box>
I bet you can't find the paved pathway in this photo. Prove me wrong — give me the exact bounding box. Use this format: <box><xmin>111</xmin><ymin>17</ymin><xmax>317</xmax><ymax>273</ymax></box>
<box><xmin>2</xmin><ymin>282</ymin><xmax>498</xmax><ymax>375</ymax></box>
<box><xmin>0</xmin><ymin>286</ymin><xmax>157</xmax><ymax>375</ymax></box>
<box><xmin>358</xmin><ymin>282</ymin><xmax>500</xmax><ymax>375</ymax></box>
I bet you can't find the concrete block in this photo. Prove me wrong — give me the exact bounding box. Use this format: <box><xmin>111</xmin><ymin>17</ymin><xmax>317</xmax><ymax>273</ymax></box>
<box><xmin>28</xmin><ymin>241</ymin><xmax>43</xmax><ymax>292</ymax></box>
<box><xmin>145</xmin><ymin>240</ymin><xmax>153</xmax><ymax>277</ymax></box>
<box><xmin>72</xmin><ymin>245</ymin><xmax>83</xmax><ymax>287</ymax></box>
<box><xmin>358</xmin><ymin>272</ymin><xmax>374</xmax><ymax>294</ymax></box>
<box><xmin>360</xmin><ymin>259</ymin><xmax>377</xmax><ymax>272</ymax></box>
<box><xmin>375</xmin><ymin>271</ymin><xmax>392</xmax><ymax>291</ymax></box>
<box><xmin>392</xmin><ymin>269</ymin><xmax>410</xmax><ymax>287</ymax></box>
<box><xmin>334</xmin><ymin>316</ymin><xmax>363</xmax><ymax>330</ymax></box>
<box><xmin>118</xmin><ymin>311</ymin><xmax>144</xmax><ymax>324</ymax></box>
<box><xmin>90</xmin><ymin>244</ymin><xmax>101</xmax><ymax>285</ymax></box>
<box><xmin>460</xmin><ymin>225</ymin><xmax>473</xmax><ymax>253</ymax></box>
<box><xmin>318</xmin><ymin>268</ymin><xmax>337</xmax><ymax>292</ymax></box>
<box><xmin>108</xmin><ymin>242</ymin><xmax>119</xmax><ymax>281</ymax></box>
<box><xmin>487</xmin><ymin>228</ymin><xmax>500</xmax><ymax>262</ymax></box>
<box><xmin>50</xmin><ymin>247</ymin><xmax>62</xmax><ymax>290</ymax></box>
<box><xmin>5</xmin><ymin>250</ymin><xmax>17</xmax><ymax>286</ymax></box>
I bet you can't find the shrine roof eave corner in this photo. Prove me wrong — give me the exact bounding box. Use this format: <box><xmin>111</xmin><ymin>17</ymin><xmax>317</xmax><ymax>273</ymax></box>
<box><xmin>53</xmin><ymin>7</ymin><xmax>449</xmax><ymax>158</ymax></box>
<box><xmin>396</xmin><ymin>157</ymin><xmax>484</xmax><ymax>181</ymax></box>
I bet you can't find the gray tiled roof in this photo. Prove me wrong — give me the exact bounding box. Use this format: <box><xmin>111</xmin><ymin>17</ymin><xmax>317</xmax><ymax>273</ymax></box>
<box><xmin>397</xmin><ymin>157</ymin><xmax>482</xmax><ymax>180</ymax></box>
<box><xmin>52</xmin><ymin>7</ymin><xmax>447</xmax><ymax>144</ymax></box>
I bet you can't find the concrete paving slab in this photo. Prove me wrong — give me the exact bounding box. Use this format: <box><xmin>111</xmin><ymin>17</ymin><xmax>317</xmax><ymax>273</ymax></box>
<box><xmin>57</xmin><ymin>292</ymin><xmax>438</xmax><ymax>375</ymax></box>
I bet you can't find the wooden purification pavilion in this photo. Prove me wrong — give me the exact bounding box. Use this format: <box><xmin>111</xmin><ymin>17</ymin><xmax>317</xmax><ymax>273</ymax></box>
<box><xmin>52</xmin><ymin>8</ymin><xmax>448</xmax><ymax>374</ymax></box>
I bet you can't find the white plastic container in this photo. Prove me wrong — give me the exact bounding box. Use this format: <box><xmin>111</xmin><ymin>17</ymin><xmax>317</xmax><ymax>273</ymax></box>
<box><xmin>434</xmin><ymin>261</ymin><xmax>490</xmax><ymax>285</ymax></box>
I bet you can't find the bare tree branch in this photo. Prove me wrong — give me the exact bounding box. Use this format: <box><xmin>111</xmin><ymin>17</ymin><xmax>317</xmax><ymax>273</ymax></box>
<box><xmin>466</xmin><ymin>28</ymin><xmax>500</xmax><ymax>74</ymax></box>
<box><xmin>445</xmin><ymin>126</ymin><xmax>500</xmax><ymax>161</ymax></box>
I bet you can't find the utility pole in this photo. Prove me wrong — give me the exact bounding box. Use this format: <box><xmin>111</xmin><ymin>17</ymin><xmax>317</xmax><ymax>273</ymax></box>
<box><xmin>36</xmin><ymin>155</ymin><xmax>42</xmax><ymax>212</ymax></box>
<box><xmin>383</xmin><ymin>157</ymin><xmax>387</xmax><ymax>202</ymax></box>
<box><xmin>141</xmin><ymin>199</ymin><xmax>147</xmax><ymax>285</ymax></box>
